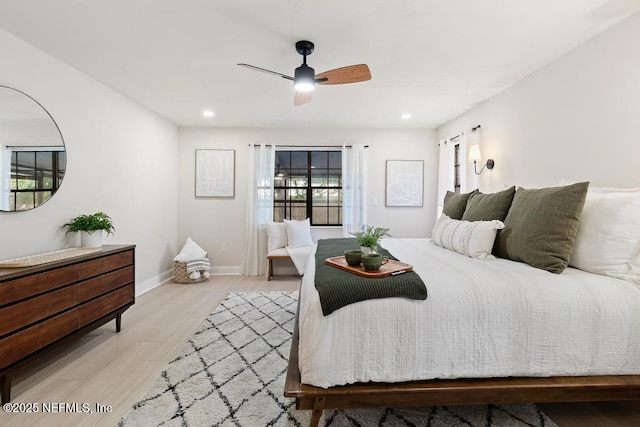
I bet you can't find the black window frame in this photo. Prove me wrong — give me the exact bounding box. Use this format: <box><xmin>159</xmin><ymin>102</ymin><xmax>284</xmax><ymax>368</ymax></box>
<box><xmin>273</xmin><ymin>150</ymin><xmax>342</xmax><ymax>226</ymax></box>
<box><xmin>9</xmin><ymin>150</ymin><xmax>66</xmax><ymax>211</ymax></box>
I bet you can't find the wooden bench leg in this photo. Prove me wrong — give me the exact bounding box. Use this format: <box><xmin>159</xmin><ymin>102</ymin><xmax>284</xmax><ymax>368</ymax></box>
<box><xmin>309</xmin><ymin>396</ymin><xmax>325</xmax><ymax>427</ymax></box>
<box><xmin>268</xmin><ymin>258</ymin><xmax>273</xmax><ymax>281</ymax></box>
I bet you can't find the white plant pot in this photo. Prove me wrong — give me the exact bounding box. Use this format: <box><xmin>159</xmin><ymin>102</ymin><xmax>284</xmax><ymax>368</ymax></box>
<box><xmin>361</xmin><ymin>246</ymin><xmax>377</xmax><ymax>255</ymax></box>
<box><xmin>80</xmin><ymin>230</ymin><xmax>103</xmax><ymax>248</ymax></box>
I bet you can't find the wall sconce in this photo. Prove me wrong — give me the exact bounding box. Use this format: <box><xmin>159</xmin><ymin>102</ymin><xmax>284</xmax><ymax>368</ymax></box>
<box><xmin>468</xmin><ymin>144</ymin><xmax>495</xmax><ymax>175</ymax></box>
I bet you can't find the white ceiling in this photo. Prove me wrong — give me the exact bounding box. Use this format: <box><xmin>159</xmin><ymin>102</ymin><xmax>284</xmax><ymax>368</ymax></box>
<box><xmin>0</xmin><ymin>1</ymin><xmax>638</xmax><ymax>129</ymax></box>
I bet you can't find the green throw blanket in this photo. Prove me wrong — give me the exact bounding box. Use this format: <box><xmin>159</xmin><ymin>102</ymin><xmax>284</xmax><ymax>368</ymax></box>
<box><xmin>314</xmin><ymin>238</ymin><xmax>428</xmax><ymax>315</ymax></box>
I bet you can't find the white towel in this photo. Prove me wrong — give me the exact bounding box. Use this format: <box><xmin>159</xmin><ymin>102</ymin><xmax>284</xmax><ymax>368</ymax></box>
<box><xmin>186</xmin><ymin>258</ymin><xmax>211</xmax><ymax>273</ymax></box>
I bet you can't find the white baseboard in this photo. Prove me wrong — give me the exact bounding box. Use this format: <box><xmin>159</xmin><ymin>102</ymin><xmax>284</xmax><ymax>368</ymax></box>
<box><xmin>210</xmin><ymin>265</ymin><xmax>243</xmax><ymax>275</ymax></box>
<box><xmin>135</xmin><ymin>268</ymin><xmax>173</xmax><ymax>297</ymax></box>
<box><xmin>134</xmin><ymin>265</ymin><xmax>247</xmax><ymax>297</ymax></box>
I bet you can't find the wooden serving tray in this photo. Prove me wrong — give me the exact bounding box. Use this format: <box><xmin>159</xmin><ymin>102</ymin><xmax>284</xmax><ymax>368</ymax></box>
<box><xmin>325</xmin><ymin>256</ymin><xmax>413</xmax><ymax>278</ymax></box>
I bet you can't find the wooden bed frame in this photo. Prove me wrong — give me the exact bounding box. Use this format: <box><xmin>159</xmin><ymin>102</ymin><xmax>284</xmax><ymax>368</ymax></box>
<box><xmin>284</xmin><ymin>306</ymin><xmax>640</xmax><ymax>427</ymax></box>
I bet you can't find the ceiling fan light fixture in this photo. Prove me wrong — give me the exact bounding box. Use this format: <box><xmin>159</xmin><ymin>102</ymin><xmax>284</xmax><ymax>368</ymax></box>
<box><xmin>294</xmin><ymin>64</ymin><xmax>316</xmax><ymax>92</ymax></box>
<box><xmin>294</xmin><ymin>81</ymin><xmax>315</xmax><ymax>92</ymax></box>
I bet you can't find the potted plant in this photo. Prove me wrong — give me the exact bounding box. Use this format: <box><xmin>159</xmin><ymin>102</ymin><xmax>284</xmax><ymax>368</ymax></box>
<box><xmin>351</xmin><ymin>224</ymin><xmax>390</xmax><ymax>254</ymax></box>
<box><xmin>61</xmin><ymin>211</ymin><xmax>115</xmax><ymax>247</ymax></box>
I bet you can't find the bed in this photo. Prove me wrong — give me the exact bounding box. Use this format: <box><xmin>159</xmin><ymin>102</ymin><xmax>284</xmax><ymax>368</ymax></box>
<box><xmin>284</xmin><ymin>184</ymin><xmax>640</xmax><ymax>426</ymax></box>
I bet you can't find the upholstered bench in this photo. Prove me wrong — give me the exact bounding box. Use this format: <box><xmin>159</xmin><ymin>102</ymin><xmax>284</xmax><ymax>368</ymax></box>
<box><xmin>266</xmin><ymin>219</ymin><xmax>315</xmax><ymax>280</ymax></box>
<box><xmin>267</xmin><ymin>248</ymin><xmax>292</xmax><ymax>281</ymax></box>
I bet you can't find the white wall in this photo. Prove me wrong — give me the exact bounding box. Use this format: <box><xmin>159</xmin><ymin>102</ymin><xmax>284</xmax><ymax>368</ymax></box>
<box><xmin>437</xmin><ymin>10</ymin><xmax>640</xmax><ymax>193</ymax></box>
<box><xmin>0</xmin><ymin>29</ymin><xmax>179</xmax><ymax>295</ymax></box>
<box><xmin>177</xmin><ymin>128</ymin><xmax>436</xmax><ymax>273</ymax></box>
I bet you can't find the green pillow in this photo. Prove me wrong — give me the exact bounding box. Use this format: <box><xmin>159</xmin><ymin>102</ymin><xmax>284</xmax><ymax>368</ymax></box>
<box><xmin>495</xmin><ymin>182</ymin><xmax>589</xmax><ymax>273</ymax></box>
<box><xmin>462</xmin><ymin>186</ymin><xmax>516</xmax><ymax>222</ymax></box>
<box><xmin>442</xmin><ymin>189</ymin><xmax>478</xmax><ymax>220</ymax></box>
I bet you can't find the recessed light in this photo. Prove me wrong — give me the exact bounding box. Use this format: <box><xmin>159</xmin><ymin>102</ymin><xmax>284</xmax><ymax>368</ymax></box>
<box><xmin>400</xmin><ymin>113</ymin><xmax>412</xmax><ymax>119</ymax></box>
<box><xmin>202</xmin><ymin>110</ymin><xmax>215</xmax><ymax>117</ymax></box>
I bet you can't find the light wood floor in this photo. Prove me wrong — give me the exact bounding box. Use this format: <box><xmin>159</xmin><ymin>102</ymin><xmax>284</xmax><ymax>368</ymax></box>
<box><xmin>1</xmin><ymin>274</ymin><xmax>638</xmax><ymax>426</ymax></box>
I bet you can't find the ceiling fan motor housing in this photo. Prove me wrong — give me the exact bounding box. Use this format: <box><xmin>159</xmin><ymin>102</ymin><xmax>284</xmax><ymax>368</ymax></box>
<box><xmin>294</xmin><ymin>63</ymin><xmax>316</xmax><ymax>91</ymax></box>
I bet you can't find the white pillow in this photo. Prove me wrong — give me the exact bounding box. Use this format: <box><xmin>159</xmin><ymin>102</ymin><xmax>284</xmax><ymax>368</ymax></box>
<box><xmin>284</xmin><ymin>218</ymin><xmax>314</xmax><ymax>248</ymax></box>
<box><xmin>174</xmin><ymin>237</ymin><xmax>208</xmax><ymax>262</ymax></box>
<box><xmin>569</xmin><ymin>187</ymin><xmax>640</xmax><ymax>284</ymax></box>
<box><xmin>266</xmin><ymin>222</ymin><xmax>288</xmax><ymax>252</ymax></box>
<box><xmin>431</xmin><ymin>214</ymin><xmax>504</xmax><ymax>260</ymax></box>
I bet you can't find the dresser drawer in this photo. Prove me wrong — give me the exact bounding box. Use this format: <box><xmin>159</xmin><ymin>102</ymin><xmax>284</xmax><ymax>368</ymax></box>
<box><xmin>0</xmin><ymin>285</ymin><xmax>79</xmax><ymax>337</ymax></box>
<box><xmin>78</xmin><ymin>285</ymin><xmax>134</xmax><ymax>328</ymax></box>
<box><xmin>78</xmin><ymin>266</ymin><xmax>134</xmax><ymax>302</ymax></box>
<box><xmin>0</xmin><ymin>265</ymin><xmax>78</xmax><ymax>307</ymax></box>
<box><xmin>78</xmin><ymin>251</ymin><xmax>133</xmax><ymax>280</ymax></box>
<box><xmin>0</xmin><ymin>309</ymin><xmax>79</xmax><ymax>367</ymax></box>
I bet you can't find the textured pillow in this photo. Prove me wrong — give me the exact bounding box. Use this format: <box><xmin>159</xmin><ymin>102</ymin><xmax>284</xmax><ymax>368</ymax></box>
<box><xmin>569</xmin><ymin>187</ymin><xmax>640</xmax><ymax>284</ymax></box>
<box><xmin>266</xmin><ymin>222</ymin><xmax>288</xmax><ymax>252</ymax></box>
<box><xmin>174</xmin><ymin>237</ymin><xmax>207</xmax><ymax>262</ymax></box>
<box><xmin>495</xmin><ymin>182</ymin><xmax>589</xmax><ymax>273</ymax></box>
<box><xmin>462</xmin><ymin>186</ymin><xmax>516</xmax><ymax>222</ymax></box>
<box><xmin>284</xmin><ymin>218</ymin><xmax>314</xmax><ymax>248</ymax></box>
<box><xmin>442</xmin><ymin>189</ymin><xmax>479</xmax><ymax>220</ymax></box>
<box><xmin>431</xmin><ymin>214</ymin><xmax>505</xmax><ymax>260</ymax></box>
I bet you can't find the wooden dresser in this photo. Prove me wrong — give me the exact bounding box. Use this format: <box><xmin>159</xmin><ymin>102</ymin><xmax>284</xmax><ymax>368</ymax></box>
<box><xmin>0</xmin><ymin>244</ymin><xmax>135</xmax><ymax>403</ymax></box>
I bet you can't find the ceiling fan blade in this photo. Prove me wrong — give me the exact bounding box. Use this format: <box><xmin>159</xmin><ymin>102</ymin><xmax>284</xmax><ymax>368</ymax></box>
<box><xmin>294</xmin><ymin>90</ymin><xmax>312</xmax><ymax>106</ymax></box>
<box><xmin>315</xmin><ymin>64</ymin><xmax>371</xmax><ymax>85</ymax></box>
<box><xmin>237</xmin><ymin>63</ymin><xmax>294</xmax><ymax>81</ymax></box>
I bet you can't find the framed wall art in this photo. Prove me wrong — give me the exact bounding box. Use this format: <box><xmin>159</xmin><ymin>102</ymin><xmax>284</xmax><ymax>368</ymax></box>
<box><xmin>385</xmin><ymin>160</ymin><xmax>424</xmax><ymax>207</ymax></box>
<box><xmin>195</xmin><ymin>149</ymin><xmax>235</xmax><ymax>198</ymax></box>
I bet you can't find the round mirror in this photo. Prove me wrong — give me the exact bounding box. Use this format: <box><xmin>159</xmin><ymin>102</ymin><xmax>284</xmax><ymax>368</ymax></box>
<box><xmin>0</xmin><ymin>86</ymin><xmax>66</xmax><ymax>212</ymax></box>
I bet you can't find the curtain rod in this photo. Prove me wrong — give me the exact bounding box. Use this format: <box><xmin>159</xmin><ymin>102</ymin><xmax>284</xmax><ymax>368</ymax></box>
<box><xmin>439</xmin><ymin>132</ymin><xmax>464</xmax><ymax>146</ymax></box>
<box><xmin>249</xmin><ymin>144</ymin><xmax>368</xmax><ymax>148</ymax></box>
<box><xmin>4</xmin><ymin>145</ymin><xmax>65</xmax><ymax>150</ymax></box>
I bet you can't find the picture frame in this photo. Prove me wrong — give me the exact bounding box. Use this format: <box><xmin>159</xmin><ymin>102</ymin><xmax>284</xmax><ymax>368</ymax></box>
<box><xmin>195</xmin><ymin>149</ymin><xmax>235</xmax><ymax>198</ymax></box>
<box><xmin>385</xmin><ymin>160</ymin><xmax>424</xmax><ymax>207</ymax></box>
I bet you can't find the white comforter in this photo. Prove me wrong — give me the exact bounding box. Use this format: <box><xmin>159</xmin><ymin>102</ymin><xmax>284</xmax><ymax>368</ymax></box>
<box><xmin>298</xmin><ymin>238</ymin><xmax>640</xmax><ymax>388</ymax></box>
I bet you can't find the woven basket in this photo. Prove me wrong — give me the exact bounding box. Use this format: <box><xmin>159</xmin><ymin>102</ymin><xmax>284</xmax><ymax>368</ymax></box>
<box><xmin>173</xmin><ymin>261</ymin><xmax>209</xmax><ymax>284</ymax></box>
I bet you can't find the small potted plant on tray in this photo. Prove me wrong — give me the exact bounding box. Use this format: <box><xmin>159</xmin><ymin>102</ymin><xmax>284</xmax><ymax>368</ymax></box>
<box><xmin>351</xmin><ymin>224</ymin><xmax>390</xmax><ymax>254</ymax></box>
<box><xmin>61</xmin><ymin>211</ymin><xmax>115</xmax><ymax>247</ymax></box>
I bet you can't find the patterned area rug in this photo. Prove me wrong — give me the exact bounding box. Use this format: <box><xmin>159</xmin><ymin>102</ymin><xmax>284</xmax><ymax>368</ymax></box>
<box><xmin>119</xmin><ymin>291</ymin><xmax>558</xmax><ymax>426</ymax></box>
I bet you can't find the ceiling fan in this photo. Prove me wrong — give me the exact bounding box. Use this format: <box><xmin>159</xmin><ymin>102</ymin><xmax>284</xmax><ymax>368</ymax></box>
<box><xmin>238</xmin><ymin>40</ymin><xmax>371</xmax><ymax>106</ymax></box>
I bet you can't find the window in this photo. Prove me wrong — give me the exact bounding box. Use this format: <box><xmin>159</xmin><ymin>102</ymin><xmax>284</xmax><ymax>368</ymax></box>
<box><xmin>453</xmin><ymin>143</ymin><xmax>461</xmax><ymax>194</ymax></box>
<box><xmin>274</xmin><ymin>150</ymin><xmax>342</xmax><ymax>225</ymax></box>
<box><xmin>9</xmin><ymin>150</ymin><xmax>66</xmax><ymax>211</ymax></box>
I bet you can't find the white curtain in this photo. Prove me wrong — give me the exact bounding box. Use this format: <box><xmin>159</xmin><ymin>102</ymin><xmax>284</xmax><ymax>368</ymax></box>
<box><xmin>436</xmin><ymin>139</ymin><xmax>453</xmax><ymax>217</ymax></box>
<box><xmin>342</xmin><ymin>144</ymin><xmax>368</xmax><ymax>237</ymax></box>
<box><xmin>458</xmin><ymin>132</ymin><xmax>469</xmax><ymax>193</ymax></box>
<box><xmin>242</xmin><ymin>144</ymin><xmax>275</xmax><ymax>275</ymax></box>
<box><xmin>0</xmin><ymin>146</ymin><xmax>10</xmax><ymax>211</ymax></box>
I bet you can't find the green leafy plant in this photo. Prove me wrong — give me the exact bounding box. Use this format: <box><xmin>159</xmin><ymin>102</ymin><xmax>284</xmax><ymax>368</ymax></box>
<box><xmin>61</xmin><ymin>212</ymin><xmax>115</xmax><ymax>236</ymax></box>
<box><xmin>351</xmin><ymin>225</ymin><xmax>391</xmax><ymax>252</ymax></box>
